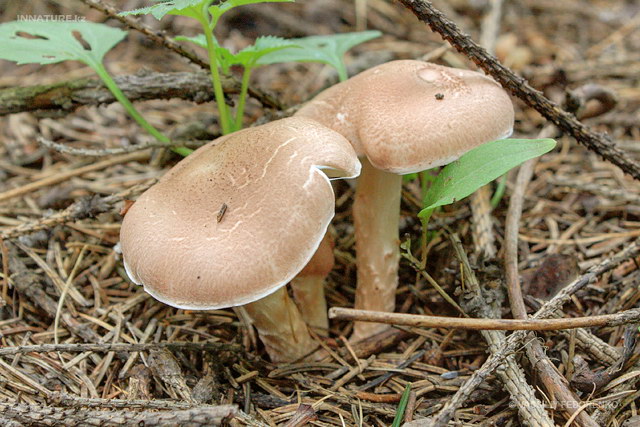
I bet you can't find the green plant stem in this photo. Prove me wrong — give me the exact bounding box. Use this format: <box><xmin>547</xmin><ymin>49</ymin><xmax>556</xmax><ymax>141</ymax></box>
<box><xmin>491</xmin><ymin>174</ymin><xmax>508</xmax><ymax>208</ymax></box>
<box><xmin>418</xmin><ymin>208</ymin><xmax>433</xmax><ymax>269</ymax></box>
<box><xmin>336</xmin><ymin>63</ymin><xmax>348</xmax><ymax>82</ymax></box>
<box><xmin>233</xmin><ymin>66</ymin><xmax>253</xmax><ymax>131</ymax></box>
<box><xmin>91</xmin><ymin>61</ymin><xmax>192</xmax><ymax>156</ymax></box>
<box><xmin>198</xmin><ymin>17</ymin><xmax>232</xmax><ymax>135</ymax></box>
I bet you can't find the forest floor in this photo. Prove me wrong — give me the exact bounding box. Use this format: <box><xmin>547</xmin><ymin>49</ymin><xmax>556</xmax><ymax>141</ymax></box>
<box><xmin>1</xmin><ymin>0</ymin><xmax>640</xmax><ymax>426</ymax></box>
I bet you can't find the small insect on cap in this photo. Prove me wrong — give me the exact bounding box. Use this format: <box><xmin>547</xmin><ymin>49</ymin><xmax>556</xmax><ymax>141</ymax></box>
<box><xmin>120</xmin><ymin>117</ymin><xmax>361</xmax><ymax>310</ymax></box>
<box><xmin>296</xmin><ymin>60</ymin><xmax>515</xmax><ymax>174</ymax></box>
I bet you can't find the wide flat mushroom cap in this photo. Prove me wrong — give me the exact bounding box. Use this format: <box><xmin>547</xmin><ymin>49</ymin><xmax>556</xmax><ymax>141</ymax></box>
<box><xmin>120</xmin><ymin>117</ymin><xmax>360</xmax><ymax>309</ymax></box>
<box><xmin>296</xmin><ymin>60</ymin><xmax>515</xmax><ymax>174</ymax></box>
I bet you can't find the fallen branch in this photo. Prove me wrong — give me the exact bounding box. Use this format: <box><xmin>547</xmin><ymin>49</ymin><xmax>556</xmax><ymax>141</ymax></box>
<box><xmin>0</xmin><ymin>71</ymin><xmax>233</xmax><ymax>117</ymax></box>
<box><xmin>329</xmin><ymin>307</ymin><xmax>640</xmax><ymax>331</ymax></box>
<box><xmin>396</xmin><ymin>0</ymin><xmax>640</xmax><ymax>180</ymax></box>
<box><xmin>0</xmin><ymin>341</ymin><xmax>241</xmax><ymax>357</ymax></box>
<box><xmin>0</xmin><ymin>402</ymin><xmax>236</xmax><ymax>426</ymax></box>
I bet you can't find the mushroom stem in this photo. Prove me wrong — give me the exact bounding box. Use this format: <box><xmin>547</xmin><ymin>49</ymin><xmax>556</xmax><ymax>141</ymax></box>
<box><xmin>351</xmin><ymin>158</ymin><xmax>402</xmax><ymax>342</ymax></box>
<box><xmin>290</xmin><ymin>276</ymin><xmax>329</xmax><ymax>335</ymax></box>
<box><xmin>290</xmin><ymin>233</ymin><xmax>335</xmax><ymax>336</ymax></box>
<box><xmin>243</xmin><ymin>287</ymin><xmax>319</xmax><ymax>362</ymax></box>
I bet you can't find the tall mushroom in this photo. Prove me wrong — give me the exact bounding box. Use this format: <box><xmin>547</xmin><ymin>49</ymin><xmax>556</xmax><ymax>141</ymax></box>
<box><xmin>120</xmin><ymin>117</ymin><xmax>361</xmax><ymax>361</ymax></box>
<box><xmin>295</xmin><ymin>60</ymin><xmax>515</xmax><ymax>340</ymax></box>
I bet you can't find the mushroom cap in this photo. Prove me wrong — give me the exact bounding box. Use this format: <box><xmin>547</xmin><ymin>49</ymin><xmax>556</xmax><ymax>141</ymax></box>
<box><xmin>120</xmin><ymin>117</ymin><xmax>361</xmax><ymax>310</ymax></box>
<box><xmin>296</xmin><ymin>60</ymin><xmax>515</xmax><ymax>174</ymax></box>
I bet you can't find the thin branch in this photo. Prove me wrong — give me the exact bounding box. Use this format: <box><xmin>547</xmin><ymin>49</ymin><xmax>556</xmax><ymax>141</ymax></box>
<box><xmin>1</xmin><ymin>402</ymin><xmax>237</xmax><ymax>426</ymax></box>
<box><xmin>0</xmin><ymin>341</ymin><xmax>241</xmax><ymax>357</ymax></box>
<box><xmin>329</xmin><ymin>307</ymin><xmax>640</xmax><ymax>331</ymax></box>
<box><xmin>0</xmin><ymin>180</ymin><xmax>153</xmax><ymax>241</ymax></box>
<box><xmin>0</xmin><ymin>71</ymin><xmax>233</xmax><ymax>117</ymax></box>
<box><xmin>505</xmin><ymin>154</ymin><xmax>598</xmax><ymax>427</ymax></box>
<box><xmin>396</xmin><ymin>0</ymin><xmax>640</xmax><ymax>180</ymax></box>
<box><xmin>38</xmin><ymin>136</ymin><xmax>208</xmax><ymax>157</ymax></box>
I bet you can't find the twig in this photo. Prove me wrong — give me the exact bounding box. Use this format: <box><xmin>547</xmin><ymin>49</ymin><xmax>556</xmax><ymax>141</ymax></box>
<box><xmin>38</xmin><ymin>136</ymin><xmax>208</xmax><ymax>157</ymax></box>
<box><xmin>0</xmin><ymin>402</ymin><xmax>236</xmax><ymax>426</ymax></box>
<box><xmin>329</xmin><ymin>307</ymin><xmax>640</xmax><ymax>331</ymax></box>
<box><xmin>0</xmin><ymin>72</ymin><xmax>235</xmax><ymax>117</ymax></box>
<box><xmin>0</xmin><ymin>341</ymin><xmax>241</xmax><ymax>357</ymax></box>
<box><xmin>396</xmin><ymin>0</ymin><xmax>640</xmax><ymax>180</ymax></box>
<box><xmin>48</xmin><ymin>392</ymin><xmax>213</xmax><ymax>410</ymax></box>
<box><xmin>282</xmin><ymin>404</ymin><xmax>317</xmax><ymax>427</ymax></box>
<box><xmin>79</xmin><ymin>0</ymin><xmax>283</xmax><ymax>110</ymax></box>
<box><xmin>0</xmin><ymin>180</ymin><xmax>156</xmax><ymax>241</ymax></box>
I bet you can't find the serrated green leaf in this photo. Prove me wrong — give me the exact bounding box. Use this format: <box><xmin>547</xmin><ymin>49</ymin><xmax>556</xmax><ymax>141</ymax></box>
<box><xmin>227</xmin><ymin>36</ymin><xmax>298</xmax><ymax>67</ymax></box>
<box><xmin>120</xmin><ymin>0</ymin><xmax>212</xmax><ymax>20</ymax></box>
<box><xmin>0</xmin><ymin>21</ymin><xmax>126</xmax><ymax>66</ymax></box>
<box><xmin>419</xmin><ymin>138</ymin><xmax>556</xmax><ymax>216</ymax></box>
<box><xmin>258</xmin><ymin>30</ymin><xmax>381</xmax><ymax>69</ymax></box>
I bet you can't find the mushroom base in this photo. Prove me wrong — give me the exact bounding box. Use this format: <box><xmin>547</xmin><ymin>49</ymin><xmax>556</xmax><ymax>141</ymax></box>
<box><xmin>291</xmin><ymin>275</ymin><xmax>329</xmax><ymax>336</ymax></box>
<box><xmin>351</xmin><ymin>158</ymin><xmax>402</xmax><ymax>342</ymax></box>
<box><xmin>243</xmin><ymin>287</ymin><xmax>319</xmax><ymax>362</ymax></box>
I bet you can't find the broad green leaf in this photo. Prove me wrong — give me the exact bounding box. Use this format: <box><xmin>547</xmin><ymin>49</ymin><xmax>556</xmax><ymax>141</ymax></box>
<box><xmin>0</xmin><ymin>21</ymin><xmax>126</xmax><ymax>66</ymax></box>
<box><xmin>258</xmin><ymin>30</ymin><xmax>381</xmax><ymax>69</ymax></box>
<box><xmin>419</xmin><ymin>138</ymin><xmax>556</xmax><ymax>216</ymax></box>
<box><xmin>120</xmin><ymin>0</ymin><xmax>212</xmax><ymax>20</ymax></box>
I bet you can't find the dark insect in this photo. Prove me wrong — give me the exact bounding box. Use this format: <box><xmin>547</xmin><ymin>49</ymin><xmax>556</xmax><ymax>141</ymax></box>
<box><xmin>217</xmin><ymin>203</ymin><xmax>228</xmax><ymax>223</ymax></box>
<box><xmin>435</xmin><ymin>93</ymin><xmax>444</xmax><ymax>100</ymax></box>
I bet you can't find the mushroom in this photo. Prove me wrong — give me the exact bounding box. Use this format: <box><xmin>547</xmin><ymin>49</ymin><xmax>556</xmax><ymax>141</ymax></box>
<box><xmin>290</xmin><ymin>233</ymin><xmax>335</xmax><ymax>336</ymax></box>
<box><xmin>120</xmin><ymin>117</ymin><xmax>361</xmax><ymax>361</ymax></box>
<box><xmin>295</xmin><ymin>60</ymin><xmax>515</xmax><ymax>340</ymax></box>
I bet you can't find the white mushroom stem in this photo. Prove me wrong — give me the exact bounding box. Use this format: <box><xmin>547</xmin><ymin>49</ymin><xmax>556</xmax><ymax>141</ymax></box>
<box><xmin>351</xmin><ymin>158</ymin><xmax>402</xmax><ymax>342</ymax></box>
<box><xmin>290</xmin><ymin>276</ymin><xmax>329</xmax><ymax>335</ymax></box>
<box><xmin>243</xmin><ymin>287</ymin><xmax>319</xmax><ymax>362</ymax></box>
<box><xmin>290</xmin><ymin>234</ymin><xmax>334</xmax><ymax>336</ymax></box>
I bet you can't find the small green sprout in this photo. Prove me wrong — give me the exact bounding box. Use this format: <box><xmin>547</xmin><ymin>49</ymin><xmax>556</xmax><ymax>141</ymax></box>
<box><xmin>122</xmin><ymin>1</ymin><xmax>379</xmax><ymax>132</ymax></box>
<box><xmin>121</xmin><ymin>0</ymin><xmax>293</xmax><ymax>134</ymax></box>
<box><xmin>177</xmin><ymin>34</ymin><xmax>298</xmax><ymax>131</ymax></box>
<box><xmin>391</xmin><ymin>383</ymin><xmax>412</xmax><ymax>427</ymax></box>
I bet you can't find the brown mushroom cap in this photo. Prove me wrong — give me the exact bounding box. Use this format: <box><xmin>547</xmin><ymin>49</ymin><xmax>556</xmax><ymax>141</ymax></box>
<box><xmin>296</xmin><ymin>60</ymin><xmax>515</xmax><ymax>174</ymax></box>
<box><xmin>120</xmin><ymin>117</ymin><xmax>360</xmax><ymax>310</ymax></box>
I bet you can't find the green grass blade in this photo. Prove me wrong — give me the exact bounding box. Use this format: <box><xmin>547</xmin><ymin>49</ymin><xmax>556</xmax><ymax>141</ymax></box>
<box><xmin>391</xmin><ymin>383</ymin><xmax>412</xmax><ymax>427</ymax></box>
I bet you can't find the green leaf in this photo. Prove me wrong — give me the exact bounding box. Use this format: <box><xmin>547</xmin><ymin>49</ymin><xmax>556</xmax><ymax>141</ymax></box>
<box><xmin>0</xmin><ymin>21</ymin><xmax>126</xmax><ymax>66</ymax></box>
<box><xmin>391</xmin><ymin>384</ymin><xmax>412</xmax><ymax>427</ymax></box>
<box><xmin>258</xmin><ymin>30</ymin><xmax>381</xmax><ymax>78</ymax></box>
<box><xmin>120</xmin><ymin>0</ymin><xmax>212</xmax><ymax>20</ymax></box>
<box><xmin>228</xmin><ymin>36</ymin><xmax>298</xmax><ymax>67</ymax></box>
<box><xmin>419</xmin><ymin>138</ymin><xmax>556</xmax><ymax>216</ymax></box>
<box><xmin>175</xmin><ymin>33</ymin><xmax>207</xmax><ymax>49</ymax></box>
